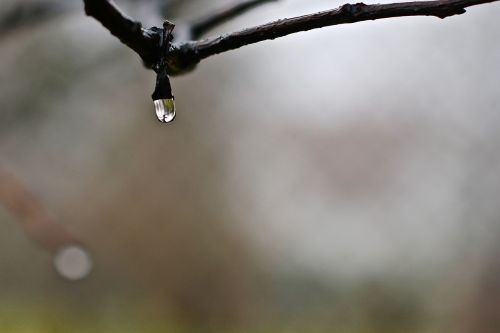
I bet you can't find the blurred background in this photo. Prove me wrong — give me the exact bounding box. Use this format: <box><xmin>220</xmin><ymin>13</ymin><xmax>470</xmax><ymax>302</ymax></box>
<box><xmin>1</xmin><ymin>0</ymin><xmax>500</xmax><ymax>332</ymax></box>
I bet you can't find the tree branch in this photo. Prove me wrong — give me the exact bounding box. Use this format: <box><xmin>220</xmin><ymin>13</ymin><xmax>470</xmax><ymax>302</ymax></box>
<box><xmin>83</xmin><ymin>0</ymin><xmax>160</xmax><ymax>67</ymax></box>
<box><xmin>190</xmin><ymin>0</ymin><xmax>278</xmax><ymax>39</ymax></box>
<box><xmin>187</xmin><ymin>0</ymin><xmax>499</xmax><ymax>62</ymax></box>
<box><xmin>82</xmin><ymin>0</ymin><xmax>500</xmax><ymax>74</ymax></box>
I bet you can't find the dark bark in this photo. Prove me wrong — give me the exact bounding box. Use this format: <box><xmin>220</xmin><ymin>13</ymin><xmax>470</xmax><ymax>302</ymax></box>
<box><xmin>189</xmin><ymin>0</ymin><xmax>498</xmax><ymax>61</ymax></box>
<box><xmin>190</xmin><ymin>0</ymin><xmax>278</xmax><ymax>39</ymax></box>
<box><xmin>83</xmin><ymin>0</ymin><xmax>160</xmax><ymax>67</ymax></box>
<box><xmin>82</xmin><ymin>0</ymin><xmax>500</xmax><ymax>74</ymax></box>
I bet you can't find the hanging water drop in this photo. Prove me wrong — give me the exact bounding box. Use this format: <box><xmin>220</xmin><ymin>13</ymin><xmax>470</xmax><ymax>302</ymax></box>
<box><xmin>154</xmin><ymin>98</ymin><xmax>176</xmax><ymax>123</ymax></box>
<box><xmin>150</xmin><ymin>21</ymin><xmax>176</xmax><ymax>123</ymax></box>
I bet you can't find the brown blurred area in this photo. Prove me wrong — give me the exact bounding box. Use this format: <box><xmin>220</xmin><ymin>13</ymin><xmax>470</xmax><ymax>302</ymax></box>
<box><xmin>1</xmin><ymin>0</ymin><xmax>500</xmax><ymax>332</ymax></box>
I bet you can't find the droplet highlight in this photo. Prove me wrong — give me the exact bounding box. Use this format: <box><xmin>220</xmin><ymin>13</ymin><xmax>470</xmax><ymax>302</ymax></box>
<box><xmin>53</xmin><ymin>245</ymin><xmax>92</xmax><ymax>281</ymax></box>
<box><xmin>154</xmin><ymin>98</ymin><xmax>176</xmax><ymax>123</ymax></box>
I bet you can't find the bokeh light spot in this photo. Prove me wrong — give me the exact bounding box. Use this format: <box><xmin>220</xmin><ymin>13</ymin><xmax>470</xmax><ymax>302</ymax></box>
<box><xmin>53</xmin><ymin>245</ymin><xmax>92</xmax><ymax>281</ymax></box>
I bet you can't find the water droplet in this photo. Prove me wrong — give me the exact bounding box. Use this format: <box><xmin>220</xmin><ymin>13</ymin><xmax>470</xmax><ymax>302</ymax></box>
<box><xmin>153</xmin><ymin>98</ymin><xmax>176</xmax><ymax>123</ymax></box>
<box><xmin>53</xmin><ymin>245</ymin><xmax>92</xmax><ymax>281</ymax></box>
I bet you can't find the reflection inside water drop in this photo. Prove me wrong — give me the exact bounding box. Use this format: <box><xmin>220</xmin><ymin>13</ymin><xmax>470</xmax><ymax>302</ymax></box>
<box><xmin>53</xmin><ymin>245</ymin><xmax>92</xmax><ymax>281</ymax></box>
<box><xmin>154</xmin><ymin>98</ymin><xmax>176</xmax><ymax>123</ymax></box>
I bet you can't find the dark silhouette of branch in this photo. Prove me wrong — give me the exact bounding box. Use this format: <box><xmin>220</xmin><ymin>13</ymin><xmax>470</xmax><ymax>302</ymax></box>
<box><xmin>83</xmin><ymin>0</ymin><xmax>160</xmax><ymax>67</ymax></box>
<box><xmin>82</xmin><ymin>0</ymin><xmax>500</xmax><ymax>75</ymax></box>
<box><xmin>188</xmin><ymin>0</ymin><xmax>499</xmax><ymax>62</ymax></box>
<box><xmin>190</xmin><ymin>0</ymin><xmax>278</xmax><ymax>39</ymax></box>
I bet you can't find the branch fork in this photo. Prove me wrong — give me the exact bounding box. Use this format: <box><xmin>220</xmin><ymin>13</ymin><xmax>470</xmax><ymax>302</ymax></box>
<box><xmin>82</xmin><ymin>0</ymin><xmax>499</xmax><ymax>90</ymax></box>
<box><xmin>83</xmin><ymin>0</ymin><xmax>499</xmax><ymax>75</ymax></box>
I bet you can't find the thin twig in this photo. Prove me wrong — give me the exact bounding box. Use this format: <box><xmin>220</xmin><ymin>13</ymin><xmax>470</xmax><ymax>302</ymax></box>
<box><xmin>190</xmin><ymin>0</ymin><xmax>278</xmax><ymax>39</ymax></box>
<box><xmin>187</xmin><ymin>0</ymin><xmax>499</xmax><ymax>62</ymax></box>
